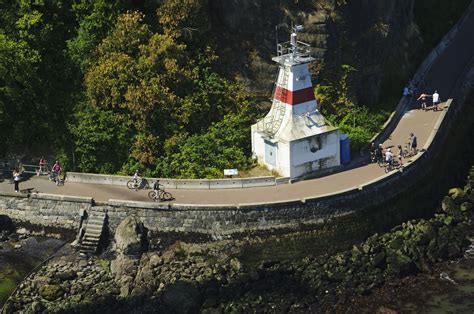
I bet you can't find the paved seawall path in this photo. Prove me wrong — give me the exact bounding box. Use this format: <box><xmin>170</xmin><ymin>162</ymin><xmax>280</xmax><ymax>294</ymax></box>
<box><xmin>1</xmin><ymin>9</ymin><xmax>474</xmax><ymax>206</ymax></box>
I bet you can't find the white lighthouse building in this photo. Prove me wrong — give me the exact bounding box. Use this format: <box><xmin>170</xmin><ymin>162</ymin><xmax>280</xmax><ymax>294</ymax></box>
<box><xmin>251</xmin><ymin>27</ymin><xmax>341</xmax><ymax>178</ymax></box>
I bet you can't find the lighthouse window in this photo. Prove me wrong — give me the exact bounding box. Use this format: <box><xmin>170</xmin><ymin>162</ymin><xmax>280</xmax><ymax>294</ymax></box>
<box><xmin>309</xmin><ymin>136</ymin><xmax>322</xmax><ymax>153</ymax></box>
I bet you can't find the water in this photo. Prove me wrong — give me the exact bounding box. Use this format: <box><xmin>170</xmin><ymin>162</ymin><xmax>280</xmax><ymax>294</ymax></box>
<box><xmin>0</xmin><ymin>237</ymin><xmax>64</xmax><ymax>305</ymax></box>
<box><xmin>351</xmin><ymin>256</ymin><xmax>474</xmax><ymax>313</ymax></box>
<box><xmin>424</xmin><ymin>258</ymin><xmax>474</xmax><ymax>313</ymax></box>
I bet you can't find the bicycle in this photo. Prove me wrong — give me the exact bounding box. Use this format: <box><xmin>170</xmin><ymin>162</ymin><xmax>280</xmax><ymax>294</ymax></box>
<box><xmin>377</xmin><ymin>154</ymin><xmax>385</xmax><ymax>167</ymax></box>
<box><xmin>49</xmin><ymin>171</ymin><xmax>64</xmax><ymax>186</ymax></box>
<box><xmin>384</xmin><ymin>158</ymin><xmax>404</xmax><ymax>173</ymax></box>
<box><xmin>370</xmin><ymin>150</ymin><xmax>377</xmax><ymax>163</ymax></box>
<box><xmin>148</xmin><ymin>189</ymin><xmax>173</xmax><ymax>202</ymax></box>
<box><xmin>127</xmin><ymin>178</ymin><xmax>144</xmax><ymax>190</ymax></box>
<box><xmin>384</xmin><ymin>159</ymin><xmax>395</xmax><ymax>173</ymax></box>
<box><xmin>401</xmin><ymin>144</ymin><xmax>412</xmax><ymax>158</ymax></box>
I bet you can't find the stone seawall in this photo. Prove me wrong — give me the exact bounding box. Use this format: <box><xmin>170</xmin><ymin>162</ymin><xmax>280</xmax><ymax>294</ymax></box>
<box><xmin>0</xmin><ymin>192</ymin><xmax>91</xmax><ymax>234</ymax></box>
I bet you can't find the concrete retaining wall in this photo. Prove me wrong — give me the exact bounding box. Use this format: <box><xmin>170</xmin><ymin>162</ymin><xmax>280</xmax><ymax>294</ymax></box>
<box><xmin>66</xmin><ymin>172</ymin><xmax>130</xmax><ymax>186</ymax></box>
<box><xmin>66</xmin><ymin>172</ymin><xmax>277</xmax><ymax>190</ymax></box>
<box><xmin>241</xmin><ymin>176</ymin><xmax>275</xmax><ymax>188</ymax></box>
<box><xmin>174</xmin><ymin>179</ymin><xmax>210</xmax><ymax>190</ymax></box>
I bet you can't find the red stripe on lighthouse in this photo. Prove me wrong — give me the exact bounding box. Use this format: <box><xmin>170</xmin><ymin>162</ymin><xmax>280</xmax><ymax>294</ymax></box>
<box><xmin>274</xmin><ymin>86</ymin><xmax>315</xmax><ymax>105</ymax></box>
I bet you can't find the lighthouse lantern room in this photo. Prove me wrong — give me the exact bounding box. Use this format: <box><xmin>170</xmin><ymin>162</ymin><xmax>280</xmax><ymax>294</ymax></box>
<box><xmin>251</xmin><ymin>26</ymin><xmax>341</xmax><ymax>178</ymax></box>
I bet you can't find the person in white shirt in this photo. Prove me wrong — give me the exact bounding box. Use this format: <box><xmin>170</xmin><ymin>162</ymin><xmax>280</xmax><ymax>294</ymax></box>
<box><xmin>13</xmin><ymin>169</ymin><xmax>21</xmax><ymax>192</ymax></box>
<box><xmin>385</xmin><ymin>148</ymin><xmax>394</xmax><ymax>165</ymax></box>
<box><xmin>432</xmin><ymin>90</ymin><xmax>441</xmax><ymax>111</ymax></box>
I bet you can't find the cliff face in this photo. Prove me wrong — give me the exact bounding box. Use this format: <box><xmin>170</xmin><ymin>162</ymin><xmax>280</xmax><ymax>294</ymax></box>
<box><xmin>209</xmin><ymin>0</ymin><xmax>421</xmax><ymax>106</ymax></box>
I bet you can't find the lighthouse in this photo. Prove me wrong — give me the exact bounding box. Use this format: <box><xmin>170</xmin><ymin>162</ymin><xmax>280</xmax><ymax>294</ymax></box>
<box><xmin>251</xmin><ymin>26</ymin><xmax>341</xmax><ymax>178</ymax></box>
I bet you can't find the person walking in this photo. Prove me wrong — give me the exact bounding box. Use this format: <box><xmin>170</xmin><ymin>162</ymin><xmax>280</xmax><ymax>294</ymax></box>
<box><xmin>397</xmin><ymin>145</ymin><xmax>404</xmax><ymax>165</ymax></box>
<box><xmin>369</xmin><ymin>142</ymin><xmax>377</xmax><ymax>162</ymax></box>
<box><xmin>432</xmin><ymin>90</ymin><xmax>441</xmax><ymax>111</ymax></box>
<box><xmin>13</xmin><ymin>168</ymin><xmax>21</xmax><ymax>192</ymax></box>
<box><xmin>417</xmin><ymin>93</ymin><xmax>429</xmax><ymax>111</ymax></box>
<box><xmin>409</xmin><ymin>133</ymin><xmax>418</xmax><ymax>155</ymax></box>
<box><xmin>38</xmin><ymin>157</ymin><xmax>46</xmax><ymax>176</ymax></box>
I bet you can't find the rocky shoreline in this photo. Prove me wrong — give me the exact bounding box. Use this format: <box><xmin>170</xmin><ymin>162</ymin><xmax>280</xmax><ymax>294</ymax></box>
<box><xmin>2</xmin><ymin>169</ymin><xmax>474</xmax><ymax>313</ymax></box>
<box><xmin>0</xmin><ymin>218</ymin><xmax>65</xmax><ymax>307</ymax></box>
<box><xmin>327</xmin><ymin>257</ymin><xmax>474</xmax><ymax>313</ymax></box>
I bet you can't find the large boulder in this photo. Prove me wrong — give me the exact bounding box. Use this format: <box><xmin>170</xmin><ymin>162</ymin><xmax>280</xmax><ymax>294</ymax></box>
<box><xmin>114</xmin><ymin>216</ymin><xmax>145</xmax><ymax>256</ymax></box>
<box><xmin>448</xmin><ymin>188</ymin><xmax>466</xmax><ymax>204</ymax></box>
<box><xmin>441</xmin><ymin>196</ymin><xmax>457</xmax><ymax>214</ymax></box>
<box><xmin>110</xmin><ymin>254</ymin><xmax>138</xmax><ymax>280</ymax></box>
<box><xmin>39</xmin><ymin>284</ymin><xmax>63</xmax><ymax>301</ymax></box>
<box><xmin>0</xmin><ymin>215</ymin><xmax>14</xmax><ymax>234</ymax></box>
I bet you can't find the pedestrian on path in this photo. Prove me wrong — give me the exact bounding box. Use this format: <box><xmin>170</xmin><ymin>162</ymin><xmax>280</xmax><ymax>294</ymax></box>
<box><xmin>409</xmin><ymin>133</ymin><xmax>418</xmax><ymax>155</ymax></box>
<box><xmin>13</xmin><ymin>168</ymin><xmax>21</xmax><ymax>192</ymax></box>
<box><xmin>417</xmin><ymin>93</ymin><xmax>429</xmax><ymax>111</ymax></box>
<box><xmin>38</xmin><ymin>157</ymin><xmax>46</xmax><ymax>176</ymax></box>
<box><xmin>432</xmin><ymin>90</ymin><xmax>441</xmax><ymax>111</ymax></box>
<box><xmin>397</xmin><ymin>145</ymin><xmax>404</xmax><ymax>165</ymax></box>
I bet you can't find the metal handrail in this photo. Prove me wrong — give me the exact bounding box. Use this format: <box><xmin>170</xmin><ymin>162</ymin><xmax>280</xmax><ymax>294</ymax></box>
<box><xmin>277</xmin><ymin>41</ymin><xmax>312</xmax><ymax>58</ymax></box>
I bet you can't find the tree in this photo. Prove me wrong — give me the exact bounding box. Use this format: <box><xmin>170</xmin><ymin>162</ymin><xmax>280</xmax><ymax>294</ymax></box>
<box><xmin>67</xmin><ymin>0</ymin><xmax>124</xmax><ymax>72</ymax></box>
<box><xmin>0</xmin><ymin>33</ymin><xmax>40</xmax><ymax>155</ymax></box>
<box><xmin>0</xmin><ymin>0</ymin><xmax>77</xmax><ymax>155</ymax></box>
<box><xmin>70</xmin><ymin>104</ymin><xmax>133</xmax><ymax>174</ymax></box>
<box><xmin>75</xmin><ymin>9</ymin><xmax>257</xmax><ymax>177</ymax></box>
<box><xmin>157</xmin><ymin>0</ymin><xmax>209</xmax><ymax>42</ymax></box>
<box><xmin>156</xmin><ymin>112</ymin><xmax>254</xmax><ymax>178</ymax></box>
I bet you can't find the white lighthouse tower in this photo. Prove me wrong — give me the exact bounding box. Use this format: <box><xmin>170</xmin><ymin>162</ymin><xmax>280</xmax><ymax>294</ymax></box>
<box><xmin>251</xmin><ymin>26</ymin><xmax>341</xmax><ymax>178</ymax></box>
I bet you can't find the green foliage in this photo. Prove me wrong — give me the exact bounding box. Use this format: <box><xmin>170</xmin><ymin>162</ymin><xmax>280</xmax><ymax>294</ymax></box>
<box><xmin>336</xmin><ymin>107</ymin><xmax>389</xmax><ymax>151</ymax></box>
<box><xmin>0</xmin><ymin>0</ymin><xmax>78</xmax><ymax>156</ymax></box>
<box><xmin>67</xmin><ymin>0</ymin><xmax>124</xmax><ymax>72</ymax></box>
<box><xmin>73</xmin><ymin>9</ymin><xmax>257</xmax><ymax>177</ymax></box>
<box><xmin>315</xmin><ymin>64</ymin><xmax>356</xmax><ymax>119</ymax></box>
<box><xmin>70</xmin><ymin>104</ymin><xmax>133</xmax><ymax>174</ymax></box>
<box><xmin>156</xmin><ymin>113</ymin><xmax>255</xmax><ymax>179</ymax></box>
<box><xmin>157</xmin><ymin>0</ymin><xmax>209</xmax><ymax>42</ymax></box>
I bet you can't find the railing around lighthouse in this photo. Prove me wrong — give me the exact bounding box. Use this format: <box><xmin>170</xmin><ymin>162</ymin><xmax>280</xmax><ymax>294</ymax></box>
<box><xmin>277</xmin><ymin>41</ymin><xmax>312</xmax><ymax>58</ymax></box>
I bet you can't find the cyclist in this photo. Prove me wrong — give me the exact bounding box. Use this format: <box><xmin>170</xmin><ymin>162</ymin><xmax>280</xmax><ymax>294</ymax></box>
<box><xmin>51</xmin><ymin>161</ymin><xmax>62</xmax><ymax>185</ymax></box>
<box><xmin>133</xmin><ymin>170</ymin><xmax>140</xmax><ymax>182</ymax></box>
<box><xmin>153</xmin><ymin>180</ymin><xmax>162</xmax><ymax>192</ymax></box>
<box><xmin>375</xmin><ymin>144</ymin><xmax>384</xmax><ymax>164</ymax></box>
<box><xmin>131</xmin><ymin>170</ymin><xmax>142</xmax><ymax>190</ymax></box>
<box><xmin>152</xmin><ymin>180</ymin><xmax>164</xmax><ymax>200</ymax></box>
<box><xmin>385</xmin><ymin>148</ymin><xmax>394</xmax><ymax>167</ymax></box>
<box><xmin>369</xmin><ymin>142</ymin><xmax>377</xmax><ymax>162</ymax></box>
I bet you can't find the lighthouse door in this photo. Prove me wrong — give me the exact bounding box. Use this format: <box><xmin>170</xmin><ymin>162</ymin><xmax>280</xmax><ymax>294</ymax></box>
<box><xmin>264</xmin><ymin>140</ymin><xmax>277</xmax><ymax>166</ymax></box>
